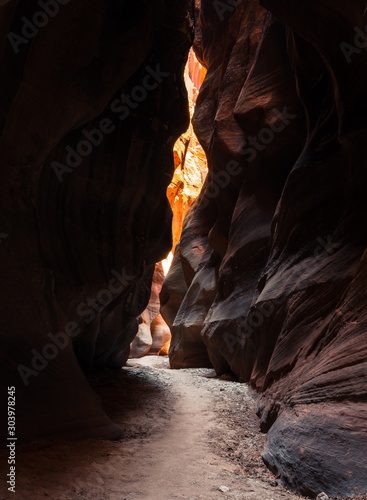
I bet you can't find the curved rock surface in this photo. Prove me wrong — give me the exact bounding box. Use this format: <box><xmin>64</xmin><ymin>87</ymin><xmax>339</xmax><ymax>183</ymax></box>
<box><xmin>0</xmin><ymin>0</ymin><xmax>192</xmax><ymax>443</ymax></box>
<box><xmin>1</xmin><ymin>0</ymin><xmax>367</xmax><ymax>497</ymax></box>
<box><xmin>163</xmin><ymin>0</ymin><xmax>367</xmax><ymax>497</ymax></box>
<box><xmin>130</xmin><ymin>262</ymin><xmax>171</xmax><ymax>358</ymax></box>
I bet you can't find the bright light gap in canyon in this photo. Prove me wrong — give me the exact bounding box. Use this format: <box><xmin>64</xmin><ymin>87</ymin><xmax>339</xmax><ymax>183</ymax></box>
<box><xmin>1</xmin><ymin>3</ymin><xmax>366</xmax><ymax>500</ymax></box>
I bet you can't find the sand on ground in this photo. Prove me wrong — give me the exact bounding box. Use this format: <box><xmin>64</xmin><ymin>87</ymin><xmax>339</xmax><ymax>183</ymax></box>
<box><xmin>0</xmin><ymin>356</ymin><xmax>310</xmax><ymax>500</ymax></box>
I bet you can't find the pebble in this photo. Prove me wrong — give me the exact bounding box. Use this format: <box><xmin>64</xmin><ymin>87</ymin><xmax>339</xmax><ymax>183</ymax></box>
<box><xmin>219</xmin><ymin>485</ymin><xmax>230</xmax><ymax>492</ymax></box>
<box><xmin>316</xmin><ymin>493</ymin><xmax>328</xmax><ymax>500</ymax></box>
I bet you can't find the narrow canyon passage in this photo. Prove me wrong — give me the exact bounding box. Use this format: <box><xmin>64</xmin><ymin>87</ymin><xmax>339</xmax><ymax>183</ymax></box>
<box><xmin>1</xmin><ymin>1</ymin><xmax>367</xmax><ymax>499</ymax></box>
<box><xmin>0</xmin><ymin>358</ymin><xmax>302</xmax><ymax>500</ymax></box>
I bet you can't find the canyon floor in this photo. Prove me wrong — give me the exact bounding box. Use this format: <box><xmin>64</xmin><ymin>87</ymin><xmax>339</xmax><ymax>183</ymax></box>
<box><xmin>1</xmin><ymin>356</ymin><xmax>363</xmax><ymax>500</ymax></box>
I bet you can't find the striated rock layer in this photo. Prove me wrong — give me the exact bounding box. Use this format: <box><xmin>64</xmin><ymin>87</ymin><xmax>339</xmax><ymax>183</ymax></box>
<box><xmin>0</xmin><ymin>0</ymin><xmax>192</xmax><ymax>443</ymax></box>
<box><xmin>133</xmin><ymin>49</ymin><xmax>207</xmax><ymax>359</ymax></box>
<box><xmin>130</xmin><ymin>262</ymin><xmax>171</xmax><ymax>358</ymax></box>
<box><xmin>168</xmin><ymin>47</ymin><xmax>207</xmax><ymax>254</ymax></box>
<box><xmin>163</xmin><ymin>0</ymin><xmax>367</xmax><ymax>497</ymax></box>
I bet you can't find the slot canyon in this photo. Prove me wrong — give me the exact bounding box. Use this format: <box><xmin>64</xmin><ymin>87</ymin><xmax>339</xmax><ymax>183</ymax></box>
<box><xmin>0</xmin><ymin>1</ymin><xmax>366</xmax><ymax>499</ymax></box>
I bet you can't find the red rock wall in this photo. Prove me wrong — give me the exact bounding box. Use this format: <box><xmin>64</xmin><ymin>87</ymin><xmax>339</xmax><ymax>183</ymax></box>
<box><xmin>0</xmin><ymin>0</ymin><xmax>192</xmax><ymax>443</ymax></box>
<box><xmin>130</xmin><ymin>262</ymin><xmax>170</xmax><ymax>358</ymax></box>
<box><xmin>169</xmin><ymin>48</ymin><xmax>207</xmax><ymax>254</ymax></box>
<box><xmin>132</xmin><ymin>49</ymin><xmax>207</xmax><ymax>359</ymax></box>
<box><xmin>162</xmin><ymin>0</ymin><xmax>367</xmax><ymax>496</ymax></box>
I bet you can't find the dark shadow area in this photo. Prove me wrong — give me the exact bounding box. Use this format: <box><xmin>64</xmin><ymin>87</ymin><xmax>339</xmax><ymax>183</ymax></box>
<box><xmin>89</xmin><ymin>363</ymin><xmax>172</xmax><ymax>438</ymax></box>
<box><xmin>0</xmin><ymin>363</ymin><xmax>173</xmax><ymax>499</ymax></box>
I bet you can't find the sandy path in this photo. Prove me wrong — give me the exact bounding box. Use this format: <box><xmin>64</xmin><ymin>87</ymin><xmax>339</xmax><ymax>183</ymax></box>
<box><xmin>0</xmin><ymin>356</ymin><xmax>304</xmax><ymax>500</ymax></box>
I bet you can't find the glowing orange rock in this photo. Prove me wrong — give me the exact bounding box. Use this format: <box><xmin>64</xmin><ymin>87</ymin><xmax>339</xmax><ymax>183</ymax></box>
<box><xmin>168</xmin><ymin>48</ymin><xmax>208</xmax><ymax>255</ymax></box>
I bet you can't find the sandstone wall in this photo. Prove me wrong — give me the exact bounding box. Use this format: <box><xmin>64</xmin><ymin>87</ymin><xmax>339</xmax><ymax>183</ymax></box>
<box><xmin>0</xmin><ymin>0</ymin><xmax>192</xmax><ymax>443</ymax></box>
<box><xmin>162</xmin><ymin>1</ymin><xmax>367</xmax><ymax>496</ymax></box>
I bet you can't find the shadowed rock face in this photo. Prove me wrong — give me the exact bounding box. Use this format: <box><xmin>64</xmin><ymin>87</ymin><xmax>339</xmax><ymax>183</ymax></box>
<box><xmin>1</xmin><ymin>0</ymin><xmax>367</xmax><ymax>496</ymax></box>
<box><xmin>0</xmin><ymin>0</ymin><xmax>192</xmax><ymax>443</ymax></box>
<box><xmin>163</xmin><ymin>0</ymin><xmax>367</xmax><ymax>497</ymax></box>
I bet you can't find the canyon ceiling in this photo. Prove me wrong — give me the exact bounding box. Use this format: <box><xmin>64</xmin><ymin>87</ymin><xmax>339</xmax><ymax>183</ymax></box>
<box><xmin>0</xmin><ymin>0</ymin><xmax>366</xmax><ymax>498</ymax></box>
